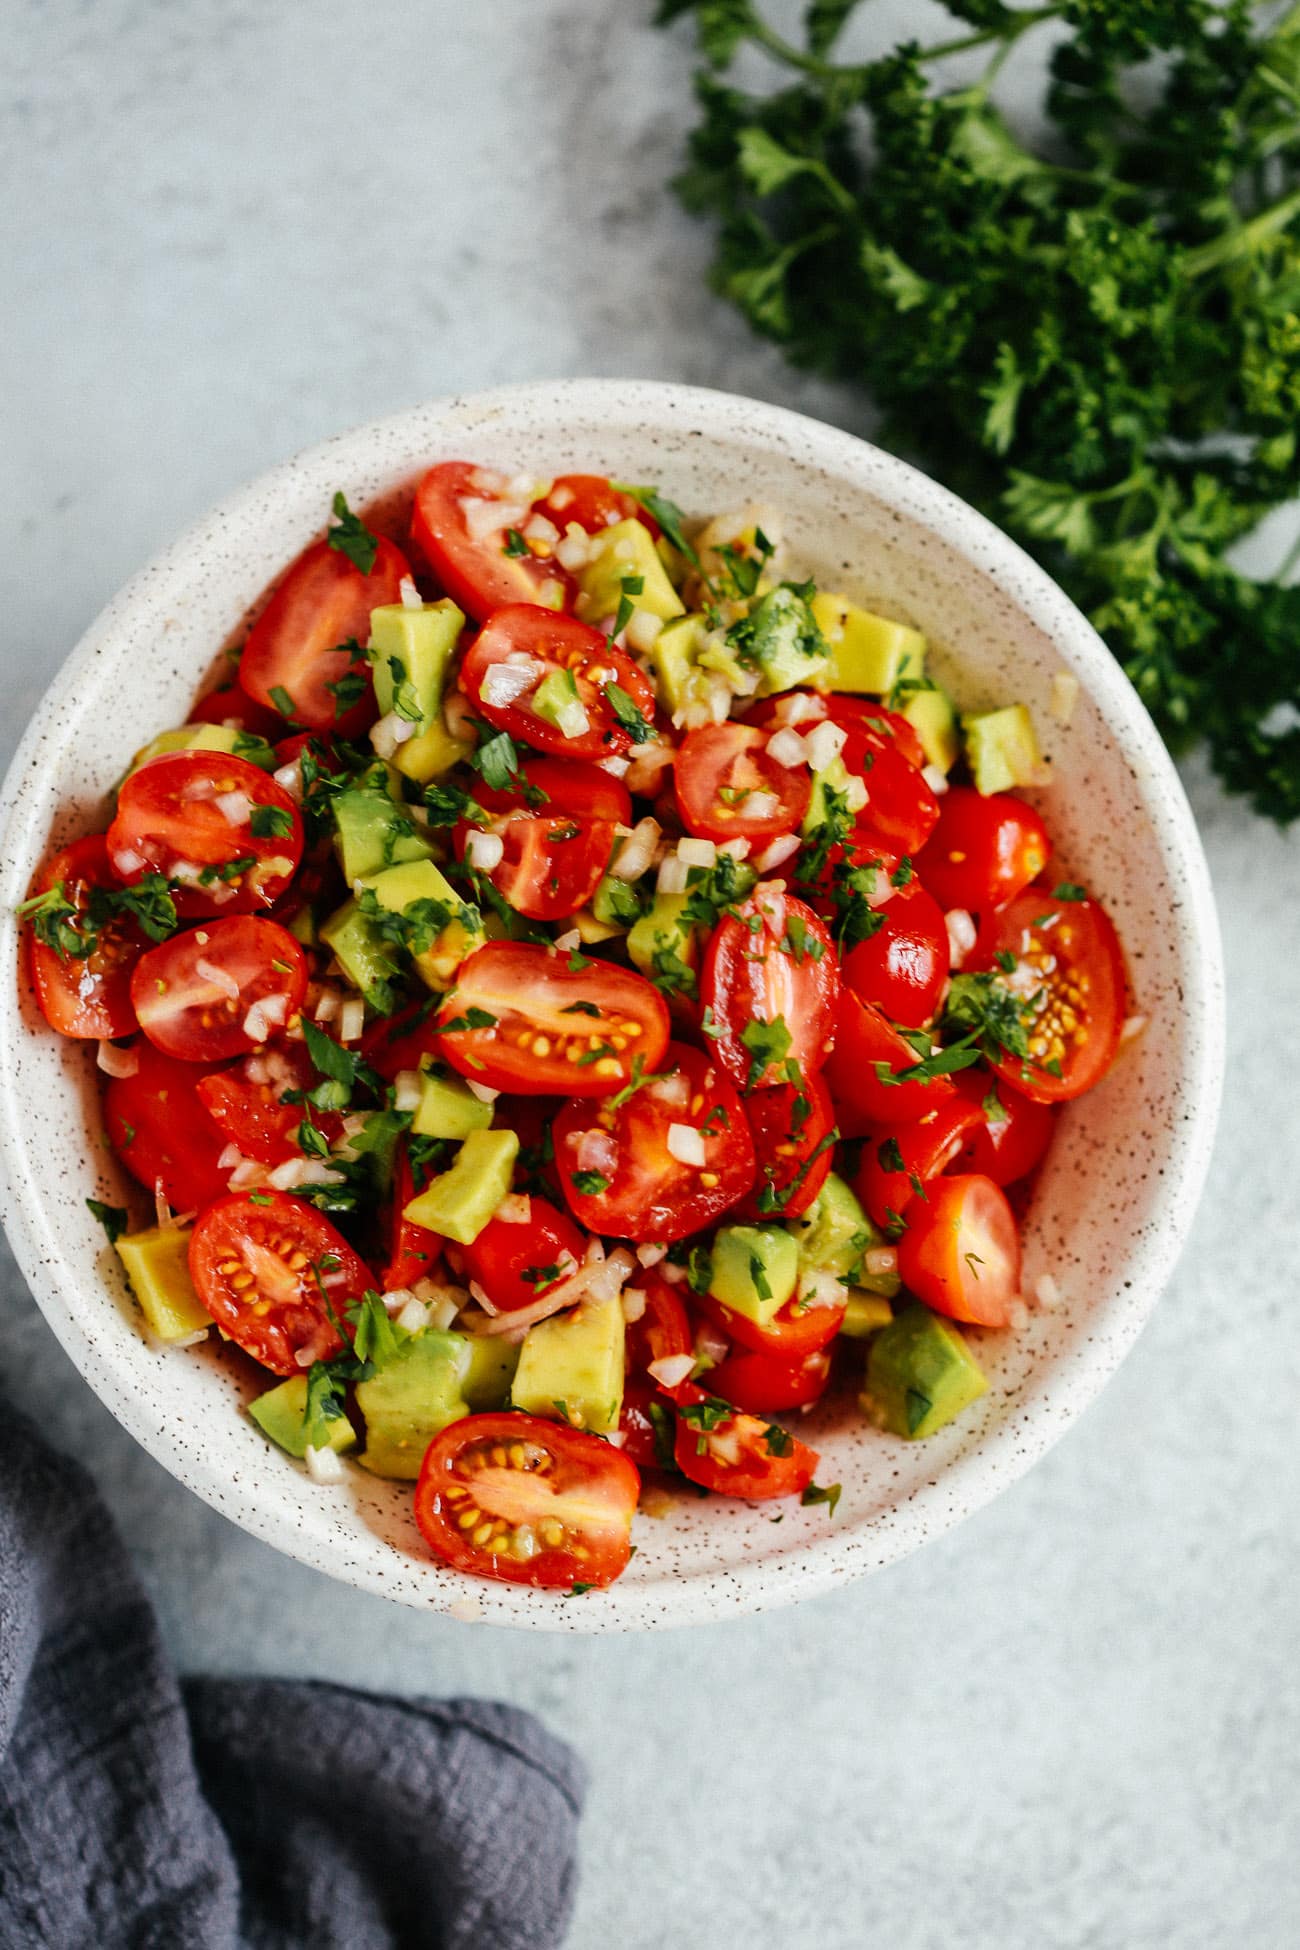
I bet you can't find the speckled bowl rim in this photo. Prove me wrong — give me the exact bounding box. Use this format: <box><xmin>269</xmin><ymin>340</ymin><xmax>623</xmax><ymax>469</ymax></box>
<box><xmin>0</xmin><ymin>380</ymin><xmax>1224</xmax><ymax>1630</ymax></box>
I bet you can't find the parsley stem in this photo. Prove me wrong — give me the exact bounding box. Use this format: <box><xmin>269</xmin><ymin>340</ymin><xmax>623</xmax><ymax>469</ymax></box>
<box><xmin>1182</xmin><ymin>183</ymin><xmax>1300</xmax><ymax>277</ymax></box>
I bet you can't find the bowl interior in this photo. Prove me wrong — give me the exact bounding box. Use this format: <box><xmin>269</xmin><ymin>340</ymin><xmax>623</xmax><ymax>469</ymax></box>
<box><xmin>0</xmin><ymin>381</ymin><xmax>1222</xmax><ymax>1629</ymax></box>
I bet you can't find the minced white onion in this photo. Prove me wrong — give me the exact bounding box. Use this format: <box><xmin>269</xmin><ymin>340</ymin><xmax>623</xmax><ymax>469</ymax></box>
<box><xmin>460</xmin><ymin>495</ymin><xmax>529</xmax><ymax>542</ymax></box>
<box><xmin>494</xmin><ymin>1193</ymin><xmax>532</xmax><ymax>1227</ymax></box>
<box><xmin>719</xmin><ymin>837</ymin><xmax>751</xmax><ymax>861</ymax></box>
<box><xmin>752</xmin><ymin>833</ymin><xmax>801</xmax><ymax>874</ymax></box>
<box><xmin>597</xmin><ymin>754</ymin><xmax>631</xmax><ymax>779</ymax></box>
<box><xmin>738</xmin><ymin>790</ymin><xmax>779</xmax><ymax>822</ymax></box>
<box><xmin>215</xmin><ymin>790</ymin><xmax>252</xmax><ymax>827</ymax></box>
<box><xmin>798</xmin><ymin>1269</ymin><xmax>846</xmax><ymax>1310</ymax></box>
<box><xmin>481</xmin><ymin>659</ymin><xmax>542</xmax><ymax>709</ymax></box>
<box><xmin>370</xmin><ymin>712</ymin><xmax>415</xmax><ymax>760</ymax></box>
<box><xmin>864</xmin><ymin>1246</ymin><xmax>898</xmax><ymax>1278</ymax></box>
<box><xmin>338</xmin><ymin>997</ymin><xmax>365</xmax><ymax>1044</ymax></box>
<box><xmin>657</xmin><ymin>854</ymin><xmax>690</xmax><ymax>895</ymax></box>
<box><xmin>648</xmin><ymin>1353</ymin><xmax>695</xmax><ymax>1390</ymax></box>
<box><xmin>575</xmin><ymin>1127</ymin><xmax>619</xmax><ymax>1175</ymax></box>
<box><xmin>767</xmin><ymin>727</ymin><xmax>809</xmax><ymax>769</ymax></box>
<box><xmin>677</xmin><ymin>836</ymin><xmax>716</xmax><ymax>869</ymax></box>
<box><xmin>945</xmin><ymin>908</ymin><xmax>977</xmax><ymax>970</ymax></box>
<box><xmin>399</xmin><ymin>576</ymin><xmax>423</xmax><ymax>610</ymax></box>
<box><xmin>268</xmin><ymin>1157</ymin><xmax>344</xmax><ymax>1192</ymax></box>
<box><xmin>666</xmin><ymin>1123</ymin><xmax>706</xmax><ymax>1167</ymax></box>
<box><xmin>771</xmin><ymin>691</ymin><xmax>825</xmax><ymax>727</ymax></box>
<box><xmin>624</xmin><ymin>608</ymin><xmax>664</xmax><ymax>653</ymax></box>
<box><xmin>804</xmin><ymin>720</ymin><xmax>848</xmax><ymax>772</ymax></box>
<box><xmin>392</xmin><ymin>1068</ymin><xmax>424</xmax><ymax>1114</ymax></box>
<box><xmin>243</xmin><ymin>992</ymin><xmax>288</xmax><ymax>1043</ymax></box>
<box><xmin>556</xmin><ymin>525</ymin><xmax>592</xmax><ymax>572</ymax></box>
<box><xmin>624</xmin><ymin>744</ymin><xmax>675</xmax><ymax>795</ymax></box>
<box><xmin>844</xmin><ymin>776</ymin><xmax>870</xmax><ymax>814</ymax></box>
<box><xmin>312</xmin><ymin>988</ymin><xmax>340</xmax><ymax>1023</ymax></box>
<box><xmin>635</xmin><ymin>1242</ymin><xmax>667</xmax><ymax>1269</ymax></box>
<box><xmin>466</xmin><ymin>1079</ymin><xmax>500</xmax><ymax>1104</ymax></box>
<box><xmin>113</xmin><ymin>847</ymin><xmax>145</xmax><ymax>876</ymax></box>
<box><xmin>621</xmin><ymin>1286</ymin><xmax>648</xmax><ymax>1324</ymax></box>
<box><xmin>97</xmin><ymin>1039</ymin><xmax>139</xmax><ymax>1078</ymax></box>
<box><xmin>227</xmin><ymin>1159</ymin><xmax>270</xmax><ymax>1191</ymax></box>
<box><xmin>1050</xmin><ymin>671</ymin><xmax>1080</xmax><ymax>727</ymax></box>
<box><xmin>443</xmin><ymin>689</ymin><xmax>477</xmax><ymax>742</ymax></box>
<box><xmin>381</xmin><ymin>1286</ymin><xmax>416</xmax><ymax>1315</ymax></box>
<box><xmin>217</xmin><ymin>1142</ymin><xmax>247</xmax><ymax>1172</ymax></box>
<box><xmin>273</xmin><ymin>761</ymin><xmax>304</xmax><ymax>800</ymax></box>
<box><xmin>304</xmin><ymin>1444</ymin><xmax>346</xmax><ymax>1485</ymax></box>
<box><xmin>465</xmin><ymin>830</ymin><xmax>505</xmax><ymax>873</ymax></box>
<box><xmin>693</xmin><ymin>1317</ymin><xmax>729</xmax><ymax>1369</ymax></box>
<box><xmin>922</xmin><ymin>763</ymin><xmax>950</xmax><ymax>796</ymax></box>
<box><xmin>1120</xmin><ymin>1013</ymin><xmax>1148</xmax><ymax>1044</ymax></box>
<box><xmin>585</xmin><ymin>1247</ymin><xmax>636</xmax><ymax>1303</ymax></box>
<box><xmin>554</xmin><ymin>928</ymin><xmax>581</xmax><ymax>953</ymax></box>
<box><xmin>396</xmin><ymin>1297</ymin><xmax>433</xmax><ymax>1335</ymax></box>
<box><xmin>1035</xmin><ymin>1273</ymin><xmax>1064</xmax><ymax>1311</ymax></box>
<box><xmin>196</xmin><ymin>956</ymin><xmax>241</xmax><ymax>1002</ymax></box>
<box><xmin>610</xmin><ymin>817</ymin><xmax>661</xmax><ymax>882</ymax></box>
<box><xmin>523</xmin><ymin>512</ymin><xmax>559</xmax><ymax>546</ymax></box>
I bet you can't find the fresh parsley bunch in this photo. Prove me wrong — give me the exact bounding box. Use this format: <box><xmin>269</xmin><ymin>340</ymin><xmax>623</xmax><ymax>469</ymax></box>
<box><xmin>660</xmin><ymin>0</ymin><xmax>1300</xmax><ymax>821</ymax></box>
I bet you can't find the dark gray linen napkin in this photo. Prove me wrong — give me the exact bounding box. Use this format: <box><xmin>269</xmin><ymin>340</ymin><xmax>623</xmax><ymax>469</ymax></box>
<box><xmin>0</xmin><ymin>1410</ymin><xmax>584</xmax><ymax>1949</ymax></box>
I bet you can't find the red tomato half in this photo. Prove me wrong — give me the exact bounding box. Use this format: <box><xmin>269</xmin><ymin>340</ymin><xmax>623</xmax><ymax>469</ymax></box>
<box><xmin>733</xmin><ymin>1074</ymin><xmax>836</xmax><ymax>1222</ymax></box>
<box><xmin>701</xmin><ymin>889</ymin><xmax>839</xmax><ymax>1093</ymax></box>
<box><xmin>619</xmin><ymin>1275</ymin><xmax>695</xmax><ymax>1468</ymax></box>
<box><xmin>461</xmin><ymin>606</ymin><xmax>658</xmax><ymax>762</ymax></box>
<box><xmin>916</xmin><ymin>788</ymin><xmax>1050</xmax><ymax>915</ymax></box>
<box><xmin>471</xmin><ymin>754</ymin><xmax>632</xmax><ymax>828</ymax></box>
<box><xmin>854</xmin><ymin>1093</ymin><xmax>984</xmax><ymax>1231</ymax></box>
<box><xmin>841</xmin><ymin>879</ymin><xmax>947</xmax><ymax>1030</ymax></box>
<box><xmin>189</xmin><ymin>1191</ymin><xmax>368</xmax><ymax>1374</ymax></box>
<box><xmin>896</xmin><ymin>1174</ymin><xmax>1021</xmax><ymax>1328</ymax></box>
<box><xmin>697</xmin><ymin>1288</ymin><xmax>844</xmax><ymax>1361</ymax></box>
<box><xmin>238</xmin><ymin>530</ymin><xmax>410</xmax><ymax>735</ymax></box>
<box><xmin>434</xmin><ymin>943</ymin><xmax>669</xmax><ymax>1098</ymax></box>
<box><xmin>674</xmin><ymin>723</ymin><xmax>811</xmax><ymax>846</ymax></box>
<box><xmin>131</xmin><ymin>917</ymin><xmax>307</xmax><ymax>1063</ymax></box>
<box><xmin>414</xmin><ymin>1411</ymin><xmax>640</xmax><ymax>1589</ymax></box>
<box><xmin>839</xmin><ymin>718</ymin><xmax>939</xmax><ymax>859</ymax></box>
<box><xmin>555</xmin><ymin>1041</ymin><xmax>755</xmax><ymax>1243</ymax></box>
<box><xmin>381</xmin><ymin>1143</ymin><xmax>443</xmax><ymax>1292</ymax></box>
<box><xmin>824</xmin><ymin>697</ymin><xmax>928</xmax><ymax>774</ymax></box>
<box><xmin>823</xmin><ymin>988</ymin><xmax>958</xmax><ymax>1133</ymax></box>
<box><xmin>708</xmin><ymin>1345</ymin><xmax>832</xmax><ymax>1416</ymax></box>
<box><xmin>105</xmin><ymin>1040</ymin><xmax>232</xmax><ymax>1212</ymax></box>
<box><xmin>411</xmin><ymin>463</ymin><xmax>575</xmax><ymax>623</ymax></box>
<box><xmin>188</xmin><ymin>684</ymin><xmax>283</xmax><ymax>740</ymax></box>
<box><xmin>107</xmin><ymin>752</ymin><xmax>303</xmax><ymax>918</ymax></box>
<box><xmin>670</xmin><ymin>1382</ymin><xmax>819</xmax><ymax>1501</ymax></box>
<box><xmin>534</xmin><ymin>474</ymin><xmax>654</xmax><ymax>536</ymax></box>
<box><xmin>460</xmin><ymin>1196</ymin><xmax>586</xmax><ymax>1313</ymax></box>
<box><xmin>455</xmin><ymin>759</ymin><xmax>628</xmax><ymax>924</ymax></box>
<box><xmin>951</xmin><ymin>1073</ymin><xmax>1056</xmax><ymax>1187</ymax></box>
<box><xmin>360</xmin><ymin>999</ymin><xmax>442</xmax><ymax>1081</ymax></box>
<box><xmin>24</xmin><ymin>836</ymin><xmax>148</xmax><ymax>1039</ymax></box>
<box><xmin>972</xmin><ymin>888</ymin><xmax>1126</xmax><ymax>1103</ymax></box>
<box><xmin>196</xmin><ymin>1040</ymin><xmax>340</xmax><ymax>1168</ymax></box>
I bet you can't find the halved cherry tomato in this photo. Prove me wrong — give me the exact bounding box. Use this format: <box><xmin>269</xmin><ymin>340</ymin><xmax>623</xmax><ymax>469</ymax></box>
<box><xmin>411</xmin><ymin>463</ymin><xmax>575</xmax><ymax>623</ymax></box>
<box><xmin>533</xmin><ymin>474</ymin><xmax>655</xmax><ymax>537</ymax></box>
<box><xmin>733</xmin><ymin>1074</ymin><xmax>836</xmax><ymax>1222</ymax></box>
<box><xmin>896</xmin><ymin>1173</ymin><xmax>1021</xmax><ymax>1328</ymax></box>
<box><xmin>708</xmin><ymin>1344</ymin><xmax>833</xmax><ymax>1415</ymax></box>
<box><xmin>380</xmin><ymin>1142</ymin><xmax>443</xmax><ymax>1292</ymax></box>
<box><xmin>455</xmin><ymin>758</ymin><xmax>629</xmax><ymax>923</ymax></box>
<box><xmin>105</xmin><ymin>1040</ymin><xmax>232</xmax><ymax>1212</ymax></box>
<box><xmin>131</xmin><ymin>917</ymin><xmax>307</xmax><ymax>1063</ymax></box>
<box><xmin>674</xmin><ymin>723</ymin><xmax>811</xmax><ymax>847</ymax></box>
<box><xmin>414</xmin><ymin>1411</ymin><xmax>640</xmax><ymax>1589</ymax></box>
<box><xmin>461</xmin><ymin>606</ymin><xmax>658</xmax><ymax>762</ymax></box>
<box><xmin>238</xmin><ymin>526</ymin><xmax>410</xmax><ymax>736</ymax></box>
<box><xmin>189</xmin><ymin>1190</ymin><xmax>368</xmax><ymax>1374</ymax></box>
<box><xmin>434</xmin><ymin>943</ymin><xmax>669</xmax><ymax>1098</ymax></box>
<box><xmin>619</xmin><ymin>1275</ymin><xmax>694</xmax><ymax>1470</ymax></box>
<box><xmin>823</xmin><ymin>988</ymin><xmax>959</xmax><ymax>1132</ymax></box>
<box><xmin>841</xmin><ymin>878</ymin><xmax>947</xmax><ymax>1029</ymax></box>
<box><xmin>824</xmin><ymin>697</ymin><xmax>928</xmax><ymax>774</ymax></box>
<box><xmin>360</xmin><ymin>999</ymin><xmax>442</xmax><ymax>1081</ymax></box>
<box><xmin>107</xmin><ymin>751</ymin><xmax>303</xmax><ymax>918</ymax></box>
<box><xmin>793</xmin><ymin>825</ymin><xmax>901</xmax><ymax>931</ymax></box>
<box><xmin>500</xmin><ymin>1095</ymin><xmax>565</xmax><ymax>1201</ymax></box>
<box><xmin>670</xmin><ymin>1381</ymin><xmax>819</xmax><ymax>1501</ymax></box>
<box><xmin>188</xmin><ymin>684</ymin><xmax>283</xmax><ymax>740</ymax></box>
<box><xmin>697</xmin><ymin>1287</ymin><xmax>844</xmax><ymax>1361</ymax></box>
<box><xmin>24</xmin><ymin>836</ymin><xmax>148</xmax><ymax>1039</ymax></box>
<box><xmin>555</xmin><ymin>1042</ymin><xmax>754</xmax><ymax>1242</ymax></box>
<box><xmin>972</xmin><ymin>887</ymin><xmax>1125</xmax><ymax>1103</ymax></box>
<box><xmin>951</xmin><ymin>1072</ymin><xmax>1056</xmax><ymax>1187</ymax></box>
<box><xmin>854</xmin><ymin>1093</ymin><xmax>985</xmax><ymax>1231</ymax></box>
<box><xmin>837</xmin><ymin>717</ymin><xmax>939</xmax><ymax>859</ymax></box>
<box><xmin>701</xmin><ymin>888</ymin><xmax>838</xmax><ymax>1093</ymax></box>
<box><xmin>196</xmin><ymin>1040</ymin><xmax>341</xmax><ymax>1168</ymax></box>
<box><xmin>916</xmin><ymin>788</ymin><xmax>1050</xmax><ymax>915</ymax></box>
<box><xmin>461</xmin><ymin>1196</ymin><xmax>586</xmax><ymax>1313</ymax></box>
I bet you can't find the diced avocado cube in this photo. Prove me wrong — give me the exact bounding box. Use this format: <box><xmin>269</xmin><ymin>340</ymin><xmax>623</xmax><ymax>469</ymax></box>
<box><xmin>626</xmin><ymin>892</ymin><xmax>696</xmax><ymax>987</ymax></box>
<box><xmin>802</xmin><ymin>752</ymin><xmax>852</xmax><ymax>837</ymax></box>
<box><xmin>114</xmin><ymin>1225</ymin><xmax>211</xmax><ymax>1343</ymax></box>
<box><xmin>359</xmin><ymin>857</ymin><xmax>486</xmax><ymax>991</ymax></box>
<box><xmin>813</xmin><ymin>591</ymin><xmax>927</xmax><ymax>696</ymax></box>
<box><xmin>592</xmin><ymin>872</ymin><xmax>646</xmax><ymax>932</ymax></box>
<box><xmin>412</xmin><ymin>1070</ymin><xmax>494</xmax><ymax>1141</ymax></box>
<box><xmin>575</xmin><ymin>518</ymin><xmax>685</xmax><ymax>626</ymax></box>
<box><xmin>574</xmin><ymin>905</ymin><xmax>625</xmax><ymax>946</ymax></box>
<box><xmin>839</xmin><ymin>1292</ymin><xmax>894</xmax><ymax>1338</ymax></box>
<box><xmin>332</xmin><ymin>770</ymin><xmax>433</xmax><ymax>883</ymax></box>
<box><xmin>355</xmin><ymin>1329</ymin><xmax>471</xmax><ymax>1478</ymax></box>
<box><xmin>393</xmin><ymin>712</ymin><xmax>475</xmax><ymax>785</ymax></box>
<box><xmin>709</xmin><ymin>1224</ymin><xmax>799</xmax><ymax>1327</ymax></box>
<box><xmin>511</xmin><ymin>1296</ymin><xmax>625</xmax><ymax>1434</ymax></box>
<box><xmin>403</xmin><ymin>1128</ymin><xmax>520</xmax><ymax>1244</ymax></box>
<box><xmin>963</xmin><ymin>704</ymin><xmax>1045</xmax><ymax>795</ymax></box>
<box><xmin>320</xmin><ymin>897</ymin><xmax>403</xmax><ymax>1011</ymax></box>
<box><xmin>530</xmin><ymin>666</ymin><xmax>583</xmax><ymax>736</ymax></box>
<box><xmin>900</xmin><ymin>685</ymin><xmax>959</xmax><ymax>774</ymax></box>
<box><xmin>652</xmin><ymin>614</ymin><xmax>709</xmax><ymax>717</ymax></box>
<box><xmin>742</xmin><ymin>585</ymin><xmax>832</xmax><ymax>697</ymax></box>
<box><xmin>462</xmin><ymin>1334</ymin><xmax>521</xmax><ymax>1413</ymax></box>
<box><xmin>249</xmin><ymin>1373</ymin><xmax>357</xmax><ymax>1461</ymax></box>
<box><xmin>128</xmin><ymin>722</ymin><xmax>275</xmax><ymax>776</ymax></box>
<box><xmin>790</xmin><ymin>1173</ymin><xmax>891</xmax><ymax>1288</ymax></box>
<box><xmin>862</xmin><ymin>1303</ymin><xmax>988</xmax><ymax>1439</ymax></box>
<box><xmin>286</xmin><ymin>905</ymin><xmax>318</xmax><ymax>948</ymax></box>
<box><xmin>369</xmin><ymin>598</ymin><xmax>464</xmax><ymax>740</ymax></box>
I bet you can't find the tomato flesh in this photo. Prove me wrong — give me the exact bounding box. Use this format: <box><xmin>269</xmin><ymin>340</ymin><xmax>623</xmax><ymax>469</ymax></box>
<box><xmin>674</xmin><ymin>723</ymin><xmax>811</xmax><ymax>846</ymax></box>
<box><xmin>189</xmin><ymin>1190</ymin><xmax>368</xmax><ymax>1374</ymax></box>
<box><xmin>823</xmin><ymin>988</ymin><xmax>959</xmax><ymax>1133</ymax></box>
<box><xmin>670</xmin><ymin>1382</ymin><xmax>819</xmax><ymax>1501</ymax></box>
<box><xmin>708</xmin><ymin>1344</ymin><xmax>833</xmax><ymax>1415</ymax></box>
<box><xmin>733</xmin><ymin>1074</ymin><xmax>836</xmax><ymax>1222</ymax></box>
<box><xmin>460</xmin><ymin>1196</ymin><xmax>586</xmax><ymax>1313</ymax></box>
<box><xmin>380</xmin><ymin>1143</ymin><xmax>443</xmax><ymax>1292</ymax></box>
<box><xmin>951</xmin><ymin>1073</ymin><xmax>1056</xmax><ymax>1186</ymax></box>
<box><xmin>854</xmin><ymin>1094</ymin><xmax>985</xmax><ymax>1230</ymax></box>
<box><xmin>916</xmin><ymin>788</ymin><xmax>1051</xmax><ymax>916</ymax></box>
<box><xmin>617</xmin><ymin>1274</ymin><xmax>695</xmax><ymax>1469</ymax></box>
<box><xmin>196</xmin><ymin>1040</ymin><xmax>340</xmax><ymax>1168</ymax></box>
<box><xmin>188</xmin><ymin>684</ymin><xmax>283</xmax><ymax>740</ymax></box>
<box><xmin>435</xmin><ymin>942</ymin><xmax>669</xmax><ymax>1098</ymax></box>
<box><xmin>698</xmin><ymin>1288</ymin><xmax>844</xmax><ymax>1361</ymax></box>
<box><xmin>841</xmin><ymin>878</ymin><xmax>947</xmax><ymax>1029</ymax></box>
<box><xmin>701</xmin><ymin>889</ymin><xmax>839</xmax><ymax>1093</ymax></box>
<box><xmin>411</xmin><ymin>463</ymin><xmax>574</xmax><ymax>623</ymax></box>
<box><xmin>461</xmin><ymin>605</ymin><xmax>658</xmax><ymax>762</ymax></box>
<box><xmin>534</xmin><ymin>474</ymin><xmax>654</xmax><ymax>537</ymax></box>
<box><xmin>131</xmin><ymin>917</ymin><xmax>307</xmax><ymax>1063</ymax></box>
<box><xmin>555</xmin><ymin>1041</ymin><xmax>754</xmax><ymax>1243</ymax></box>
<box><xmin>414</xmin><ymin>1411</ymin><xmax>640</xmax><ymax>1589</ymax></box>
<box><xmin>105</xmin><ymin>1040</ymin><xmax>233</xmax><ymax>1212</ymax></box>
<box><xmin>107</xmin><ymin>751</ymin><xmax>303</xmax><ymax>918</ymax></box>
<box><xmin>25</xmin><ymin>836</ymin><xmax>148</xmax><ymax>1039</ymax></box>
<box><xmin>972</xmin><ymin>888</ymin><xmax>1126</xmax><ymax>1102</ymax></box>
<box><xmin>896</xmin><ymin>1174</ymin><xmax>1021</xmax><ymax>1328</ymax></box>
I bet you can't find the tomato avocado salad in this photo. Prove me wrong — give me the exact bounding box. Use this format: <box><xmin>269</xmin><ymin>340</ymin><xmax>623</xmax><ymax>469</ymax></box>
<box><xmin>18</xmin><ymin>462</ymin><xmax>1133</xmax><ymax>1594</ymax></box>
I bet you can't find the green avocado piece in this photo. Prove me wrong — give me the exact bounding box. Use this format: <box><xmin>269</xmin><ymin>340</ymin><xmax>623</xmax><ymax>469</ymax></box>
<box><xmin>368</xmin><ymin>598</ymin><xmax>464</xmax><ymax>740</ymax></box>
<box><xmin>862</xmin><ymin>1303</ymin><xmax>988</xmax><ymax>1439</ymax></box>
<box><xmin>320</xmin><ymin>897</ymin><xmax>403</xmax><ymax>1011</ymax></box>
<box><xmin>812</xmin><ymin>590</ymin><xmax>926</xmax><ymax>696</ymax></box>
<box><xmin>393</xmin><ymin>712</ymin><xmax>475</xmax><ymax>785</ymax></box>
<box><xmin>403</xmin><ymin>1128</ymin><xmax>520</xmax><ymax>1244</ymax></box>
<box><xmin>802</xmin><ymin>751</ymin><xmax>852</xmax><ymax>837</ymax></box>
<box><xmin>740</xmin><ymin>584</ymin><xmax>832</xmax><ymax>697</ymax></box>
<box><xmin>626</xmin><ymin>891</ymin><xmax>696</xmax><ymax>988</ymax></box>
<box><xmin>331</xmin><ymin>767</ymin><xmax>433</xmax><ymax>884</ymax></box>
<box><xmin>250</xmin><ymin>1373</ymin><xmax>357</xmax><ymax>1461</ymax></box>
<box><xmin>114</xmin><ymin>1225</ymin><xmax>211</xmax><ymax>1343</ymax></box>
<box><xmin>462</xmin><ymin>1334</ymin><xmax>521</xmax><ymax>1412</ymax></box>
<box><xmin>900</xmin><ymin>686</ymin><xmax>959</xmax><ymax>773</ymax></box>
<box><xmin>529</xmin><ymin>665</ymin><xmax>584</xmax><ymax>736</ymax></box>
<box><xmin>839</xmin><ymin>1292</ymin><xmax>894</xmax><ymax>1338</ymax></box>
<box><xmin>591</xmin><ymin>871</ymin><xmax>646</xmax><ymax>932</ymax></box>
<box><xmin>128</xmin><ymin>722</ymin><xmax>276</xmax><ymax>776</ymax></box>
<box><xmin>510</xmin><ymin>1296</ymin><xmax>625</xmax><ymax>1434</ymax></box>
<box><xmin>412</xmin><ymin>1069</ymin><xmax>494</xmax><ymax>1141</ymax></box>
<box><xmin>709</xmin><ymin>1224</ymin><xmax>799</xmax><ymax>1327</ymax></box>
<box><xmin>651</xmin><ymin>614</ymin><xmax>710</xmax><ymax>718</ymax></box>
<box><xmin>355</xmin><ymin>1328</ymin><xmax>471</xmax><ymax>1478</ymax></box>
<box><xmin>358</xmin><ymin>857</ymin><xmax>486</xmax><ymax>991</ymax></box>
<box><xmin>790</xmin><ymin>1172</ymin><xmax>899</xmax><ymax>1297</ymax></box>
<box><xmin>575</xmin><ymin>518</ymin><xmax>685</xmax><ymax>625</ymax></box>
<box><xmin>963</xmin><ymin>703</ymin><xmax>1045</xmax><ymax>795</ymax></box>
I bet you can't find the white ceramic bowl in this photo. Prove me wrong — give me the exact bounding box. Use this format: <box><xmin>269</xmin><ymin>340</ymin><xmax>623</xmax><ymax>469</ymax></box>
<box><xmin>0</xmin><ymin>380</ymin><xmax>1224</xmax><ymax>1630</ymax></box>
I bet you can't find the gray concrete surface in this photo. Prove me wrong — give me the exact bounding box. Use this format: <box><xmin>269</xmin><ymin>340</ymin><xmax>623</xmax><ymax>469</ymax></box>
<box><xmin>2</xmin><ymin>4</ymin><xmax>1297</xmax><ymax>1944</ymax></box>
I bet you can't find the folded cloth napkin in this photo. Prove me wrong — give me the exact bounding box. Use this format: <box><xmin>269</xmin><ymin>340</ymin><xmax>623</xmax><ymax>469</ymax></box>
<box><xmin>0</xmin><ymin>1409</ymin><xmax>584</xmax><ymax>1949</ymax></box>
